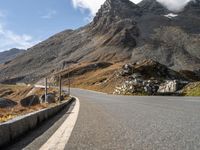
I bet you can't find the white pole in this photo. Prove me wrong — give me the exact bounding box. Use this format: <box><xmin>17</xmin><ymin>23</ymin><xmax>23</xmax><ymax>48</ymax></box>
<box><xmin>45</xmin><ymin>78</ymin><xmax>48</xmax><ymax>103</ymax></box>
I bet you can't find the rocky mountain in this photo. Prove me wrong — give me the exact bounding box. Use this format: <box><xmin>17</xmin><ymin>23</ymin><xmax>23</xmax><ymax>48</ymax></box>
<box><xmin>0</xmin><ymin>0</ymin><xmax>199</xmax><ymax>83</ymax></box>
<box><xmin>182</xmin><ymin>0</ymin><xmax>200</xmax><ymax>15</ymax></box>
<box><xmin>0</xmin><ymin>48</ymin><xmax>25</xmax><ymax>64</ymax></box>
<box><xmin>138</xmin><ymin>0</ymin><xmax>169</xmax><ymax>14</ymax></box>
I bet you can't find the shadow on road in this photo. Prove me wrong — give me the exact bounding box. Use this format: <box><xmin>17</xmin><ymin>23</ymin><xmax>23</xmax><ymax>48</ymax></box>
<box><xmin>3</xmin><ymin>100</ymin><xmax>75</xmax><ymax>150</ymax></box>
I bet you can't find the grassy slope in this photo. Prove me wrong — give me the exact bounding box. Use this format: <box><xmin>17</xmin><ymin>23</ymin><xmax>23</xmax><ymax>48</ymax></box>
<box><xmin>0</xmin><ymin>84</ymin><xmax>62</xmax><ymax>123</ymax></box>
<box><xmin>59</xmin><ymin>62</ymin><xmax>200</xmax><ymax>96</ymax></box>
<box><xmin>61</xmin><ymin>63</ymin><xmax>124</xmax><ymax>94</ymax></box>
<box><xmin>0</xmin><ymin>84</ymin><xmax>33</xmax><ymax>101</ymax></box>
<box><xmin>183</xmin><ymin>82</ymin><xmax>200</xmax><ymax>96</ymax></box>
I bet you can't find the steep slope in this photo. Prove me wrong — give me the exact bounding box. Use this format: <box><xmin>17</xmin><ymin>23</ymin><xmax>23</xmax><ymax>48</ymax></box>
<box><xmin>0</xmin><ymin>0</ymin><xmax>199</xmax><ymax>83</ymax></box>
<box><xmin>0</xmin><ymin>48</ymin><xmax>25</xmax><ymax>64</ymax></box>
<box><xmin>133</xmin><ymin>0</ymin><xmax>200</xmax><ymax>70</ymax></box>
<box><xmin>138</xmin><ymin>0</ymin><xmax>169</xmax><ymax>14</ymax></box>
<box><xmin>0</xmin><ymin>0</ymin><xmax>141</xmax><ymax>83</ymax></box>
<box><xmin>182</xmin><ymin>0</ymin><xmax>200</xmax><ymax>15</ymax></box>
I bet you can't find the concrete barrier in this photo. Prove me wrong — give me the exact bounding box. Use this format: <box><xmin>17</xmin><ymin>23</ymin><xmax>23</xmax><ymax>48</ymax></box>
<box><xmin>0</xmin><ymin>97</ymin><xmax>75</xmax><ymax>147</ymax></box>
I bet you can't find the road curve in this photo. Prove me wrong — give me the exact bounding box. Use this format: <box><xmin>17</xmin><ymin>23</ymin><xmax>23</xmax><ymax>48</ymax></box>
<box><xmin>4</xmin><ymin>88</ymin><xmax>200</xmax><ymax>150</ymax></box>
<box><xmin>66</xmin><ymin>88</ymin><xmax>200</xmax><ymax>150</ymax></box>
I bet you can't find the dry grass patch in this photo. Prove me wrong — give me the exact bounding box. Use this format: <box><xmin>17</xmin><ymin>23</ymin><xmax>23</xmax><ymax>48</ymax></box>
<box><xmin>0</xmin><ymin>84</ymin><xmax>33</xmax><ymax>102</ymax></box>
<box><xmin>62</xmin><ymin>63</ymin><xmax>124</xmax><ymax>93</ymax></box>
<box><xmin>0</xmin><ymin>84</ymin><xmax>64</xmax><ymax>123</ymax></box>
<box><xmin>182</xmin><ymin>82</ymin><xmax>200</xmax><ymax>96</ymax></box>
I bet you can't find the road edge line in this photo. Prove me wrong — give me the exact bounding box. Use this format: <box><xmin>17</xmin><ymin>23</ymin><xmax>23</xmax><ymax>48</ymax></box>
<box><xmin>39</xmin><ymin>97</ymin><xmax>80</xmax><ymax>150</ymax></box>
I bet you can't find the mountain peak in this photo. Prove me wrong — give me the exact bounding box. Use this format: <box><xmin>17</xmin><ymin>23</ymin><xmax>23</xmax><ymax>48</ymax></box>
<box><xmin>89</xmin><ymin>0</ymin><xmax>141</xmax><ymax>47</ymax></box>
<box><xmin>182</xmin><ymin>0</ymin><xmax>200</xmax><ymax>15</ymax></box>
<box><xmin>93</xmin><ymin>0</ymin><xmax>142</xmax><ymax>25</ymax></box>
<box><xmin>138</xmin><ymin>0</ymin><xmax>170</xmax><ymax>14</ymax></box>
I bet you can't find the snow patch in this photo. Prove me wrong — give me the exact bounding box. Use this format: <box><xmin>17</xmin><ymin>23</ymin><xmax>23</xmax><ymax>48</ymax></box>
<box><xmin>164</xmin><ymin>13</ymin><xmax>178</xmax><ymax>19</ymax></box>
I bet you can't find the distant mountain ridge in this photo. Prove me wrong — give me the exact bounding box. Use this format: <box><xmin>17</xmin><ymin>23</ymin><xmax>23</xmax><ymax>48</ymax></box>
<box><xmin>0</xmin><ymin>48</ymin><xmax>25</xmax><ymax>64</ymax></box>
<box><xmin>0</xmin><ymin>0</ymin><xmax>199</xmax><ymax>83</ymax></box>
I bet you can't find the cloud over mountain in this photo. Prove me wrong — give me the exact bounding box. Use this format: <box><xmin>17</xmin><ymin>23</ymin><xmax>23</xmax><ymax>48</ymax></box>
<box><xmin>158</xmin><ymin>0</ymin><xmax>193</xmax><ymax>12</ymax></box>
<box><xmin>71</xmin><ymin>0</ymin><xmax>194</xmax><ymax>16</ymax></box>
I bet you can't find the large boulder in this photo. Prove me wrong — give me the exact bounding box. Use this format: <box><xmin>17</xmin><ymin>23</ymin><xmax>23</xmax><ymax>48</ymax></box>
<box><xmin>20</xmin><ymin>95</ymin><xmax>40</xmax><ymax>107</ymax></box>
<box><xmin>114</xmin><ymin>79</ymin><xmax>160</xmax><ymax>95</ymax></box>
<box><xmin>144</xmin><ymin>80</ymin><xmax>159</xmax><ymax>95</ymax></box>
<box><xmin>0</xmin><ymin>98</ymin><xmax>17</xmax><ymax>108</ymax></box>
<box><xmin>158</xmin><ymin>80</ymin><xmax>180</xmax><ymax>93</ymax></box>
<box><xmin>40</xmin><ymin>93</ymin><xmax>56</xmax><ymax>104</ymax></box>
<box><xmin>121</xmin><ymin>64</ymin><xmax>133</xmax><ymax>76</ymax></box>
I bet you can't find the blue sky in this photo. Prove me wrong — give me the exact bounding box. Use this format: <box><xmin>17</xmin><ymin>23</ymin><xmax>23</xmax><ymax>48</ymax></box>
<box><xmin>0</xmin><ymin>0</ymin><xmax>91</xmax><ymax>51</ymax></box>
<box><xmin>0</xmin><ymin>0</ymin><xmax>190</xmax><ymax>52</ymax></box>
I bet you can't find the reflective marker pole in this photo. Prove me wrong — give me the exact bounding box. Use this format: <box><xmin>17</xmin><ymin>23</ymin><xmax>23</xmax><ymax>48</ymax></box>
<box><xmin>45</xmin><ymin>78</ymin><xmax>48</xmax><ymax>103</ymax></box>
<box><xmin>68</xmin><ymin>78</ymin><xmax>70</xmax><ymax>96</ymax></box>
<box><xmin>68</xmin><ymin>71</ymin><xmax>70</xmax><ymax>96</ymax></box>
<box><xmin>59</xmin><ymin>75</ymin><xmax>62</xmax><ymax>102</ymax></box>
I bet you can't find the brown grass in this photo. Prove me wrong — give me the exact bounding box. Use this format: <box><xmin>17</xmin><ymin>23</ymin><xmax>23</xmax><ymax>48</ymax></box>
<box><xmin>182</xmin><ymin>82</ymin><xmax>200</xmax><ymax>96</ymax></box>
<box><xmin>0</xmin><ymin>84</ymin><xmax>33</xmax><ymax>102</ymax></box>
<box><xmin>0</xmin><ymin>84</ymin><xmax>62</xmax><ymax>123</ymax></box>
<box><xmin>0</xmin><ymin>104</ymin><xmax>48</xmax><ymax>122</ymax></box>
<box><xmin>62</xmin><ymin>63</ymin><xmax>124</xmax><ymax>94</ymax></box>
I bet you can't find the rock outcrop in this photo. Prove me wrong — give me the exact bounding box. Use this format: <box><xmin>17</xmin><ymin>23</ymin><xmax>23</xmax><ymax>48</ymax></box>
<box><xmin>0</xmin><ymin>98</ymin><xmax>17</xmax><ymax>108</ymax></box>
<box><xmin>20</xmin><ymin>95</ymin><xmax>40</xmax><ymax>107</ymax></box>
<box><xmin>40</xmin><ymin>93</ymin><xmax>56</xmax><ymax>104</ymax></box>
<box><xmin>113</xmin><ymin>59</ymin><xmax>189</xmax><ymax>95</ymax></box>
<box><xmin>158</xmin><ymin>80</ymin><xmax>188</xmax><ymax>93</ymax></box>
<box><xmin>138</xmin><ymin>0</ymin><xmax>169</xmax><ymax>14</ymax></box>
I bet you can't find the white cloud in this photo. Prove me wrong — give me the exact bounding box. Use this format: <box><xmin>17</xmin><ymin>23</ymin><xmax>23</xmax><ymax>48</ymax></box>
<box><xmin>72</xmin><ymin>0</ymin><xmax>105</xmax><ymax>16</ymax></box>
<box><xmin>0</xmin><ymin>10</ymin><xmax>40</xmax><ymax>52</ymax></box>
<box><xmin>71</xmin><ymin>0</ymin><xmax>194</xmax><ymax>16</ymax></box>
<box><xmin>0</xmin><ymin>22</ymin><xmax>39</xmax><ymax>52</ymax></box>
<box><xmin>158</xmin><ymin>0</ymin><xmax>192</xmax><ymax>12</ymax></box>
<box><xmin>41</xmin><ymin>10</ymin><xmax>57</xmax><ymax>19</ymax></box>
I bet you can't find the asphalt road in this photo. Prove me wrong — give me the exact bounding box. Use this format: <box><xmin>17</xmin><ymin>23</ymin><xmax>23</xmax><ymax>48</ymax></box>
<box><xmin>66</xmin><ymin>88</ymin><xmax>200</xmax><ymax>150</ymax></box>
<box><xmin>5</xmin><ymin>88</ymin><xmax>200</xmax><ymax>150</ymax></box>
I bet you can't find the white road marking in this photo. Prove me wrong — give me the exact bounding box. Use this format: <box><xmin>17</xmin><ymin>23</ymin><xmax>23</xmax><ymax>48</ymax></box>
<box><xmin>72</xmin><ymin>88</ymin><xmax>107</xmax><ymax>95</ymax></box>
<box><xmin>39</xmin><ymin>97</ymin><xmax>80</xmax><ymax>150</ymax></box>
<box><xmin>34</xmin><ymin>85</ymin><xmax>49</xmax><ymax>88</ymax></box>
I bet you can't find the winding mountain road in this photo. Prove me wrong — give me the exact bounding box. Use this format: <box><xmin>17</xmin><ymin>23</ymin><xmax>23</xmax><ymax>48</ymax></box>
<box><xmin>5</xmin><ymin>88</ymin><xmax>200</xmax><ymax>150</ymax></box>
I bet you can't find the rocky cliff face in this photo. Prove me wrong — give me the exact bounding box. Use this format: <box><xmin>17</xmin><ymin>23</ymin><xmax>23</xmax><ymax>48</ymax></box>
<box><xmin>138</xmin><ymin>0</ymin><xmax>169</xmax><ymax>14</ymax></box>
<box><xmin>0</xmin><ymin>0</ymin><xmax>199</xmax><ymax>83</ymax></box>
<box><xmin>182</xmin><ymin>0</ymin><xmax>200</xmax><ymax>15</ymax></box>
<box><xmin>90</xmin><ymin>0</ymin><xmax>141</xmax><ymax>47</ymax></box>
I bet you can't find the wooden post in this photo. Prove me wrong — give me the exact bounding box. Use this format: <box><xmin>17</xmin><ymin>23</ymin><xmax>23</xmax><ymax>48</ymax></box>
<box><xmin>59</xmin><ymin>75</ymin><xmax>62</xmax><ymax>102</ymax></box>
<box><xmin>45</xmin><ymin>78</ymin><xmax>48</xmax><ymax>103</ymax></box>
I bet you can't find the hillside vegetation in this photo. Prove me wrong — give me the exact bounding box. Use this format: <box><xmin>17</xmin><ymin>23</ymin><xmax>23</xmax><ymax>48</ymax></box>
<box><xmin>183</xmin><ymin>82</ymin><xmax>200</xmax><ymax>96</ymax></box>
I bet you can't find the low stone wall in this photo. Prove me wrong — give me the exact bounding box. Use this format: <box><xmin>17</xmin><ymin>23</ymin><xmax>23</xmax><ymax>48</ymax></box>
<box><xmin>0</xmin><ymin>97</ymin><xmax>75</xmax><ymax>147</ymax></box>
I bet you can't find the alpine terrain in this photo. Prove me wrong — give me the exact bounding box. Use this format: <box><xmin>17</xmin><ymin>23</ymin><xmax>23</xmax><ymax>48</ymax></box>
<box><xmin>0</xmin><ymin>0</ymin><xmax>199</xmax><ymax>95</ymax></box>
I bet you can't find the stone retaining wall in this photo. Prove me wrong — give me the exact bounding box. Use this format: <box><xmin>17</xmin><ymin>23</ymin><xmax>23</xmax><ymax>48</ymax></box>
<box><xmin>0</xmin><ymin>98</ymin><xmax>74</xmax><ymax>147</ymax></box>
